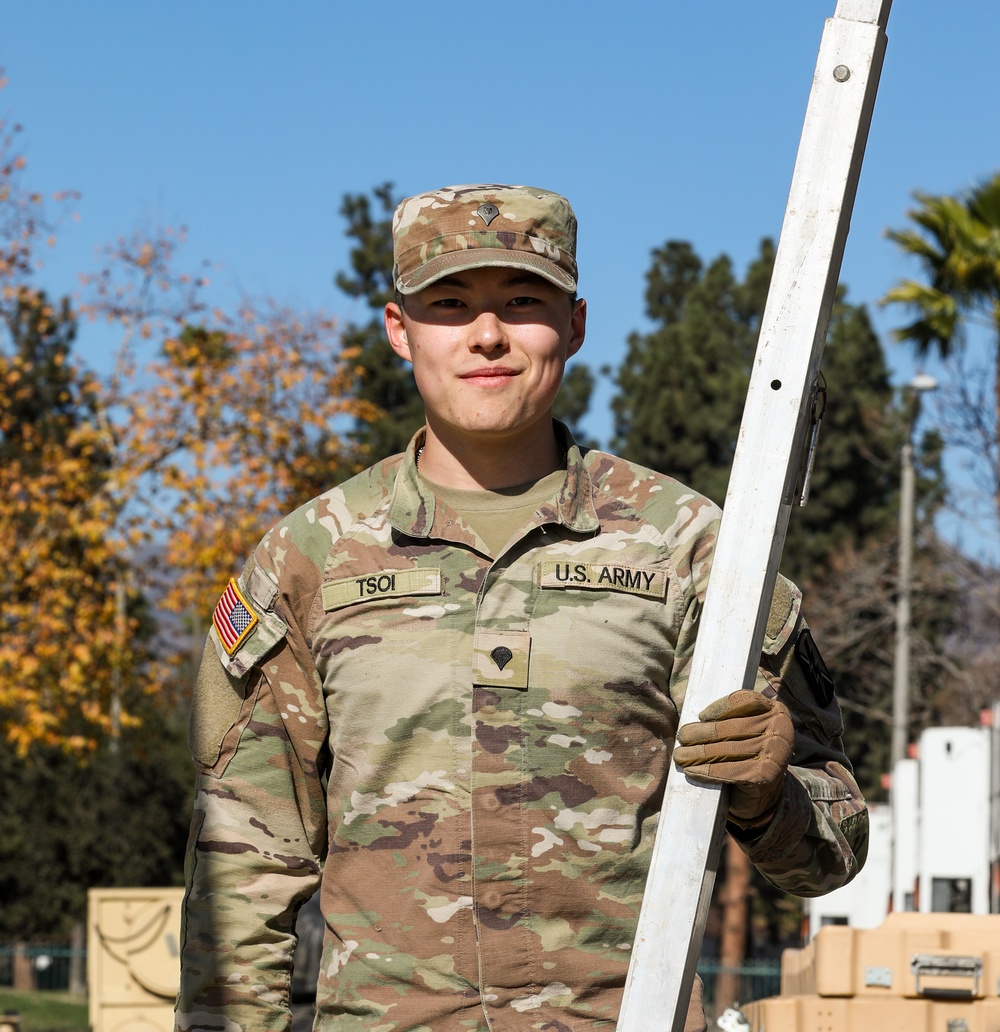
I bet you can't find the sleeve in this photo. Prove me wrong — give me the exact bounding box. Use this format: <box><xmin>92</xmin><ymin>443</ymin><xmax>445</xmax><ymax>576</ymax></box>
<box><xmin>729</xmin><ymin>575</ymin><xmax>869</xmax><ymax>897</ymax></box>
<box><xmin>176</xmin><ymin>546</ymin><xmax>330</xmax><ymax>1032</ymax></box>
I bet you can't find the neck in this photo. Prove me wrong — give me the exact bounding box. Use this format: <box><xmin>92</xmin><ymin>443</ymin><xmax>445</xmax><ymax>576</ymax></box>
<box><xmin>417</xmin><ymin>420</ymin><xmax>563</xmax><ymax>490</ymax></box>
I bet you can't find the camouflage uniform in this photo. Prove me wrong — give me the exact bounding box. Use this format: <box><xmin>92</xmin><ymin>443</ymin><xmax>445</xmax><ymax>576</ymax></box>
<box><xmin>177</xmin><ymin>424</ymin><xmax>868</xmax><ymax>1032</ymax></box>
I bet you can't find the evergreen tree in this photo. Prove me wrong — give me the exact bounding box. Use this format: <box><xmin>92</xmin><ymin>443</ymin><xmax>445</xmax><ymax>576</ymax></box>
<box><xmin>0</xmin><ymin>719</ymin><xmax>192</xmax><ymax>938</ymax></box>
<box><xmin>336</xmin><ymin>184</ymin><xmax>424</xmax><ymax>460</ymax></box>
<box><xmin>555</xmin><ymin>362</ymin><xmax>598</xmax><ymax>448</ymax></box>
<box><xmin>611</xmin><ymin>238</ymin><xmax>918</xmax><ymax>585</ymax></box>
<box><xmin>611</xmin><ymin>240</ymin><xmax>763</xmax><ymax>507</ymax></box>
<box><xmin>781</xmin><ymin>292</ymin><xmax>901</xmax><ymax>582</ymax></box>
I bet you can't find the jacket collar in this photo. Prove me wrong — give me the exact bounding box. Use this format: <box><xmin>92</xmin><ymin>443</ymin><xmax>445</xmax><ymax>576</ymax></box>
<box><xmin>387</xmin><ymin>422</ymin><xmax>600</xmax><ymax>544</ymax></box>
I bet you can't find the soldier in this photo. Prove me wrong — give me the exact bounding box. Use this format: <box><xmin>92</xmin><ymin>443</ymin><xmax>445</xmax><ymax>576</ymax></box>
<box><xmin>177</xmin><ymin>184</ymin><xmax>868</xmax><ymax>1032</ymax></box>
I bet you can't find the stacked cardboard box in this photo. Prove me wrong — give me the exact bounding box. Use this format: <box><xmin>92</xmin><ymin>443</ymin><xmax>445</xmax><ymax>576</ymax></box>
<box><xmin>743</xmin><ymin>914</ymin><xmax>1000</xmax><ymax>1032</ymax></box>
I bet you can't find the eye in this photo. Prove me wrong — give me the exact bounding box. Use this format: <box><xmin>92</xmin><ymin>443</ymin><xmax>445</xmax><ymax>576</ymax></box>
<box><xmin>509</xmin><ymin>295</ymin><xmax>540</xmax><ymax>307</ymax></box>
<box><xmin>431</xmin><ymin>297</ymin><xmax>466</xmax><ymax>309</ymax></box>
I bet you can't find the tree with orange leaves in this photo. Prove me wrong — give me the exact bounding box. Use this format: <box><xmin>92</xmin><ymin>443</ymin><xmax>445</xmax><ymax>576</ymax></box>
<box><xmin>0</xmin><ymin>82</ymin><xmax>140</xmax><ymax>753</ymax></box>
<box><xmin>81</xmin><ymin>228</ymin><xmax>377</xmax><ymax>667</ymax></box>
<box><xmin>0</xmin><ymin>81</ymin><xmax>376</xmax><ymax>755</ymax></box>
<box><xmin>0</xmin><ymin>285</ymin><xmax>146</xmax><ymax>753</ymax></box>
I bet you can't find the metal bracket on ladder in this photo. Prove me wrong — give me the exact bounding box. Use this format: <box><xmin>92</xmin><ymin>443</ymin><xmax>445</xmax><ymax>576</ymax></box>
<box><xmin>616</xmin><ymin>2</ymin><xmax>892</xmax><ymax>1029</ymax></box>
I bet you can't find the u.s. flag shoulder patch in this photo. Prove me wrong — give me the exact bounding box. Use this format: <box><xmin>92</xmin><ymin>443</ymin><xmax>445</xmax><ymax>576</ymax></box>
<box><xmin>213</xmin><ymin>578</ymin><xmax>259</xmax><ymax>656</ymax></box>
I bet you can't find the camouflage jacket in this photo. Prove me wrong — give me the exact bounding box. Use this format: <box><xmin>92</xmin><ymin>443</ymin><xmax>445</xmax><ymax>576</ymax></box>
<box><xmin>177</xmin><ymin>426</ymin><xmax>868</xmax><ymax>1032</ymax></box>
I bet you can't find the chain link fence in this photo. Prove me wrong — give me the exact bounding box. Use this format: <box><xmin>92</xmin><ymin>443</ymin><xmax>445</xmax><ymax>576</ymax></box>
<box><xmin>0</xmin><ymin>944</ymin><xmax>83</xmax><ymax>992</ymax></box>
<box><xmin>699</xmin><ymin>958</ymin><xmax>783</xmax><ymax>1019</ymax></box>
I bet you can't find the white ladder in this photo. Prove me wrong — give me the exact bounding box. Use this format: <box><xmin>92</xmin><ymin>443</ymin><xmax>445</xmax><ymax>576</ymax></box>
<box><xmin>617</xmin><ymin>2</ymin><xmax>893</xmax><ymax>1028</ymax></box>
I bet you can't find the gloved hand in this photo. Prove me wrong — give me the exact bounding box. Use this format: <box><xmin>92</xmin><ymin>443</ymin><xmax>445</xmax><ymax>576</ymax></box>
<box><xmin>673</xmin><ymin>689</ymin><xmax>794</xmax><ymax>824</ymax></box>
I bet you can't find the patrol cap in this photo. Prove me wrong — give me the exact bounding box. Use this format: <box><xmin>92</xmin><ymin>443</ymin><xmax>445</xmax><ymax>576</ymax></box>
<box><xmin>391</xmin><ymin>184</ymin><xmax>578</xmax><ymax>296</ymax></box>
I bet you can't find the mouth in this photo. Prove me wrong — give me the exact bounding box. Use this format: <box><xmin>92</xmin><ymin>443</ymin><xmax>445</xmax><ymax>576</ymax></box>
<box><xmin>459</xmin><ymin>367</ymin><xmax>519</xmax><ymax>384</ymax></box>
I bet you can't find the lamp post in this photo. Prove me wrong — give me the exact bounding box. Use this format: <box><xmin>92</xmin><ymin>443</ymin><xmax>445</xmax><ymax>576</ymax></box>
<box><xmin>890</xmin><ymin>372</ymin><xmax>938</xmax><ymax>771</ymax></box>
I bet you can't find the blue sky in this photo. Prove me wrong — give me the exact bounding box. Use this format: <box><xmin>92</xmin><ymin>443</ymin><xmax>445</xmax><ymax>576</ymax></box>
<box><xmin>4</xmin><ymin>1</ymin><xmax>999</xmax><ymax>556</ymax></box>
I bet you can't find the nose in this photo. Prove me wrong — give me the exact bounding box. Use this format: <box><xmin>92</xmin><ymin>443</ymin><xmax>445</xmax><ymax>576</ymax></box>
<box><xmin>469</xmin><ymin>309</ymin><xmax>507</xmax><ymax>352</ymax></box>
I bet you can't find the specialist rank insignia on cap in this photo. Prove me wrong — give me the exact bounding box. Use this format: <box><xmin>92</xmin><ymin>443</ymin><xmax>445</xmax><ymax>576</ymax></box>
<box><xmin>213</xmin><ymin>578</ymin><xmax>259</xmax><ymax>656</ymax></box>
<box><xmin>476</xmin><ymin>202</ymin><xmax>500</xmax><ymax>226</ymax></box>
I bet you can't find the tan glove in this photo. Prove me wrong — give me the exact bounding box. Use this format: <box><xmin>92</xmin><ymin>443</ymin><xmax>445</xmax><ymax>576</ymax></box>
<box><xmin>673</xmin><ymin>689</ymin><xmax>794</xmax><ymax>824</ymax></box>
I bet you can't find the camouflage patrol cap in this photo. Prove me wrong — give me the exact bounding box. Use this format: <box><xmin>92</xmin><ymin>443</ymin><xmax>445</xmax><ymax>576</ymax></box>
<box><xmin>392</xmin><ymin>184</ymin><xmax>578</xmax><ymax>296</ymax></box>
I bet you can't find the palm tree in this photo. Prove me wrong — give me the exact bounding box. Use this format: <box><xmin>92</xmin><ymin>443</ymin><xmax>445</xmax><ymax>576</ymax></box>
<box><xmin>882</xmin><ymin>173</ymin><xmax>1000</xmax><ymax>517</ymax></box>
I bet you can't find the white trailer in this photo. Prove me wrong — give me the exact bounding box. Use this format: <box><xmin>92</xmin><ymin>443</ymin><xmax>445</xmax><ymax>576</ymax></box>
<box><xmin>807</xmin><ymin>723</ymin><xmax>997</xmax><ymax>936</ymax></box>
<box><xmin>917</xmin><ymin>726</ymin><xmax>991</xmax><ymax>915</ymax></box>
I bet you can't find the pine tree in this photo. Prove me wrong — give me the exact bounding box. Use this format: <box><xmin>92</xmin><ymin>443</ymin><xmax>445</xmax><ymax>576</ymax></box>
<box><xmin>336</xmin><ymin>184</ymin><xmax>424</xmax><ymax>460</ymax></box>
<box><xmin>555</xmin><ymin>362</ymin><xmax>597</xmax><ymax>447</ymax></box>
<box><xmin>611</xmin><ymin>241</ymin><xmax>762</xmax><ymax>507</ymax></box>
<box><xmin>611</xmin><ymin>238</ymin><xmax>915</xmax><ymax>585</ymax></box>
<box><xmin>610</xmin><ymin>237</ymin><xmax>958</xmax><ymax>966</ymax></box>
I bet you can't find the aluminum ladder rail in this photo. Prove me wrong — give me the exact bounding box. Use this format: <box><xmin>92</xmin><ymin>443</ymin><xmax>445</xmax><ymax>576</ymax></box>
<box><xmin>617</xmin><ymin>2</ymin><xmax>892</xmax><ymax>1028</ymax></box>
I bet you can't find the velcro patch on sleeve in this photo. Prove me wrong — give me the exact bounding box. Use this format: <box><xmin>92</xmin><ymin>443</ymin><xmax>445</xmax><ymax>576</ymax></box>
<box><xmin>767</xmin><ymin>576</ymin><xmax>795</xmax><ymax>638</ymax></box>
<box><xmin>213</xmin><ymin>578</ymin><xmax>260</xmax><ymax>656</ymax></box>
<box><xmin>190</xmin><ymin>638</ymin><xmax>247</xmax><ymax>768</ymax></box>
<box><xmin>322</xmin><ymin>568</ymin><xmax>442</xmax><ymax>611</ymax></box>
<box><xmin>761</xmin><ymin>575</ymin><xmax>802</xmax><ymax>655</ymax></box>
<box><xmin>537</xmin><ymin>561</ymin><xmax>667</xmax><ymax>599</ymax></box>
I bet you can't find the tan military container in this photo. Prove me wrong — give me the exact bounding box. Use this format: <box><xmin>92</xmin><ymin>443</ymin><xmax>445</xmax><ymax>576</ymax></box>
<box><xmin>743</xmin><ymin>914</ymin><xmax>1000</xmax><ymax>1032</ymax></box>
<box><xmin>796</xmin><ymin>995</ymin><xmax>852</xmax><ymax>1032</ymax></box>
<box><xmin>741</xmin><ymin>994</ymin><xmax>1000</xmax><ymax>1032</ymax></box>
<box><xmin>87</xmin><ymin>887</ymin><xmax>184</xmax><ymax>1032</ymax></box>
<box><xmin>777</xmin><ymin>913</ymin><xmax>1000</xmax><ymax>1000</ymax></box>
<box><xmin>743</xmin><ymin>995</ymin><xmax>801</xmax><ymax>1032</ymax></box>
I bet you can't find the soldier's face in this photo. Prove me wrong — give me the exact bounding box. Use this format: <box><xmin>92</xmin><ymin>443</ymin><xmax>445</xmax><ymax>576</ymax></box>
<box><xmin>384</xmin><ymin>267</ymin><xmax>586</xmax><ymax>446</ymax></box>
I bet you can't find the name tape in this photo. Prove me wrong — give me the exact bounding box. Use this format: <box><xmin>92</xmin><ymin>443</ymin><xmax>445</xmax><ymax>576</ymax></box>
<box><xmin>322</xmin><ymin>569</ymin><xmax>442</xmax><ymax>611</ymax></box>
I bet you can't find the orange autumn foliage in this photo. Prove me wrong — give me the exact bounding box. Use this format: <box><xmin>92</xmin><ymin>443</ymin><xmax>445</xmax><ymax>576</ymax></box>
<box><xmin>95</xmin><ymin>275</ymin><xmax>377</xmax><ymax>629</ymax></box>
<box><xmin>0</xmin><ymin>356</ymin><xmax>141</xmax><ymax>753</ymax></box>
<box><xmin>0</xmin><ymin>78</ymin><xmax>378</xmax><ymax>754</ymax></box>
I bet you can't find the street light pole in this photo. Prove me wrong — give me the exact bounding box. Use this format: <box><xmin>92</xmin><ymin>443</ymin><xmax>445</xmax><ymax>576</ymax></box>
<box><xmin>890</xmin><ymin>373</ymin><xmax>937</xmax><ymax>771</ymax></box>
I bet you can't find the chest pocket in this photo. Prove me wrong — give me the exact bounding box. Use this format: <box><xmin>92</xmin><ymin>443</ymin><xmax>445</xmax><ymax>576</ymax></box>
<box><xmin>526</xmin><ymin>557</ymin><xmax>675</xmax><ymax>700</ymax></box>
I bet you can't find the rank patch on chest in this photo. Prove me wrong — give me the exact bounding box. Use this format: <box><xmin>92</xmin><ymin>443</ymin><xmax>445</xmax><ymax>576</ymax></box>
<box><xmin>474</xmin><ymin>630</ymin><xmax>530</xmax><ymax>690</ymax></box>
<box><xmin>536</xmin><ymin>561</ymin><xmax>668</xmax><ymax>599</ymax></box>
<box><xmin>213</xmin><ymin>578</ymin><xmax>259</xmax><ymax>656</ymax></box>
<box><xmin>322</xmin><ymin>568</ymin><xmax>442</xmax><ymax>611</ymax></box>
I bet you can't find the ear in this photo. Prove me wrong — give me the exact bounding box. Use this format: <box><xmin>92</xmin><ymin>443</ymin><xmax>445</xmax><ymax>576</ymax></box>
<box><xmin>567</xmin><ymin>297</ymin><xmax>587</xmax><ymax>359</ymax></box>
<box><xmin>384</xmin><ymin>302</ymin><xmax>412</xmax><ymax>363</ymax></box>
